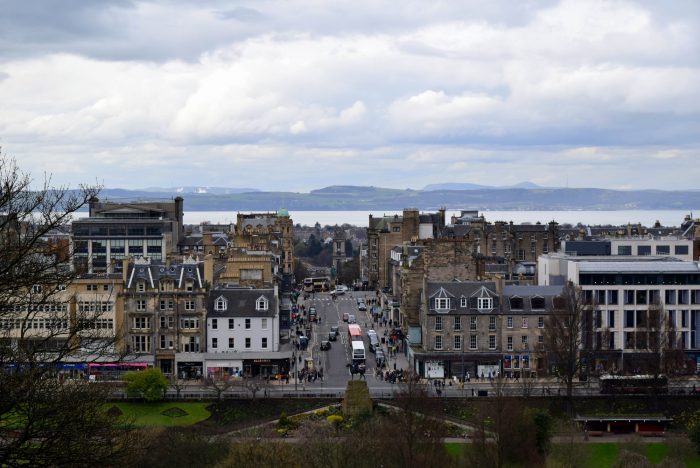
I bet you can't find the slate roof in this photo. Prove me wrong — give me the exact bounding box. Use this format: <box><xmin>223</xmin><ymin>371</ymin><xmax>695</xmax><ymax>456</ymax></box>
<box><xmin>426</xmin><ymin>281</ymin><xmax>499</xmax><ymax>314</ymax></box>
<box><xmin>207</xmin><ymin>287</ymin><xmax>278</xmax><ymax>318</ymax></box>
<box><xmin>126</xmin><ymin>261</ymin><xmax>205</xmax><ymax>289</ymax></box>
<box><xmin>501</xmin><ymin>285</ymin><xmax>562</xmax><ymax>314</ymax></box>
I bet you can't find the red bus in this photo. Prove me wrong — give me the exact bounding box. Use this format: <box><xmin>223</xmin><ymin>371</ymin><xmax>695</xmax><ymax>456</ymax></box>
<box><xmin>348</xmin><ymin>324</ymin><xmax>362</xmax><ymax>341</ymax></box>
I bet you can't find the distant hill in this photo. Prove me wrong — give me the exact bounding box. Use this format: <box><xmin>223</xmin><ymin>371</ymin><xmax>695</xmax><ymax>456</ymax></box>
<box><xmin>94</xmin><ymin>185</ymin><xmax>700</xmax><ymax>211</ymax></box>
<box><xmin>423</xmin><ymin>181</ymin><xmax>543</xmax><ymax>191</ymax></box>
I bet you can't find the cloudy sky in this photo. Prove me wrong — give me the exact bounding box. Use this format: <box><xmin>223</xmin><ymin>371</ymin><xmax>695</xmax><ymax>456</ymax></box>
<box><xmin>1</xmin><ymin>0</ymin><xmax>699</xmax><ymax>192</ymax></box>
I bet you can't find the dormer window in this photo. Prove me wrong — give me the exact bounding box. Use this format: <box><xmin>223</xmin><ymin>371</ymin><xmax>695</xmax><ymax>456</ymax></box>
<box><xmin>137</xmin><ymin>282</ymin><xmax>145</xmax><ymax>293</ymax></box>
<box><xmin>435</xmin><ymin>298</ymin><xmax>450</xmax><ymax>310</ymax></box>
<box><xmin>460</xmin><ymin>297</ymin><xmax>467</xmax><ymax>308</ymax></box>
<box><xmin>256</xmin><ymin>297</ymin><xmax>268</xmax><ymax>311</ymax></box>
<box><xmin>477</xmin><ymin>297</ymin><xmax>493</xmax><ymax>310</ymax></box>
<box><xmin>215</xmin><ymin>296</ymin><xmax>227</xmax><ymax>311</ymax></box>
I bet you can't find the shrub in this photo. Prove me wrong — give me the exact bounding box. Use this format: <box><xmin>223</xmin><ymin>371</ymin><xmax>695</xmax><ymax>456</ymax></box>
<box><xmin>327</xmin><ymin>414</ymin><xmax>344</xmax><ymax>432</ymax></box>
<box><xmin>123</xmin><ymin>368</ymin><xmax>169</xmax><ymax>402</ymax></box>
<box><xmin>529</xmin><ymin>408</ymin><xmax>553</xmax><ymax>456</ymax></box>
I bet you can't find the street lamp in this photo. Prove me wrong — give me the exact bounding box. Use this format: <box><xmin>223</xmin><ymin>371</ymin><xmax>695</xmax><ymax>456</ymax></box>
<box><xmin>292</xmin><ymin>352</ymin><xmax>297</xmax><ymax>391</ymax></box>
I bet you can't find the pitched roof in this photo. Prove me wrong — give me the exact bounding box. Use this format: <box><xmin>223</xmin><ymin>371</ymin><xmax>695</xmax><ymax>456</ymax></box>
<box><xmin>207</xmin><ymin>287</ymin><xmax>278</xmax><ymax>318</ymax></box>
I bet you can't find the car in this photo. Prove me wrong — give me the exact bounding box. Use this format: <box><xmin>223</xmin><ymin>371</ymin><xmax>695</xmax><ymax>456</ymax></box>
<box><xmin>375</xmin><ymin>350</ymin><xmax>386</xmax><ymax>368</ymax></box>
<box><xmin>330</xmin><ymin>325</ymin><xmax>339</xmax><ymax>337</ymax></box>
<box><xmin>342</xmin><ymin>313</ymin><xmax>349</xmax><ymax>322</ymax></box>
<box><xmin>381</xmin><ymin>287</ymin><xmax>391</xmax><ymax>294</ymax></box>
<box><xmin>320</xmin><ymin>340</ymin><xmax>331</xmax><ymax>351</ymax></box>
<box><xmin>328</xmin><ymin>332</ymin><xmax>337</xmax><ymax>341</ymax></box>
<box><xmin>334</xmin><ymin>286</ymin><xmax>346</xmax><ymax>295</ymax></box>
<box><xmin>348</xmin><ymin>314</ymin><xmax>356</xmax><ymax>324</ymax></box>
<box><xmin>358</xmin><ymin>303</ymin><xmax>367</xmax><ymax>311</ymax></box>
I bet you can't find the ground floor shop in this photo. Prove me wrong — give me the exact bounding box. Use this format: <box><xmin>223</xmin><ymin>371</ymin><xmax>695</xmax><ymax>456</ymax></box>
<box><xmin>409</xmin><ymin>348</ymin><xmax>546</xmax><ymax>380</ymax></box>
<box><xmin>203</xmin><ymin>351</ymin><xmax>293</xmax><ymax>379</ymax></box>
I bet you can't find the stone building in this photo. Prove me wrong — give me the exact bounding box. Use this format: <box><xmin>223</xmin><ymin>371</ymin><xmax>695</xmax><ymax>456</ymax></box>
<box><xmin>121</xmin><ymin>256</ymin><xmax>212</xmax><ymax>377</ymax></box>
<box><xmin>233</xmin><ymin>210</ymin><xmax>294</xmax><ymax>275</ymax></box>
<box><xmin>367</xmin><ymin>208</ymin><xmax>446</xmax><ymax>290</ymax></box>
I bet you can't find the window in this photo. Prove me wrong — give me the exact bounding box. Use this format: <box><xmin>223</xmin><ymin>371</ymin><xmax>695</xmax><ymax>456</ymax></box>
<box><xmin>675</xmin><ymin>245</ymin><xmax>689</xmax><ymax>255</ymax></box>
<box><xmin>160</xmin><ymin>335</ymin><xmax>166</xmax><ymax>349</ymax></box>
<box><xmin>507</xmin><ymin>316</ymin><xmax>513</xmax><ymax>328</ymax></box>
<box><xmin>160</xmin><ymin>316</ymin><xmax>168</xmax><ymax>329</ymax></box>
<box><xmin>608</xmin><ymin>310</ymin><xmax>615</xmax><ymax>328</ymax></box>
<box><xmin>469</xmin><ymin>335</ymin><xmax>477</xmax><ymax>350</ymax></box>
<box><xmin>261</xmin><ymin>318</ymin><xmax>268</xmax><ymax>329</ymax></box>
<box><xmin>624</xmin><ymin>290</ymin><xmax>634</xmax><ymax>305</ymax></box>
<box><xmin>434</xmin><ymin>335</ymin><xmax>443</xmax><ymax>350</ymax></box>
<box><xmin>215</xmin><ymin>297</ymin><xmax>227</xmax><ymax>311</ymax></box>
<box><xmin>668</xmin><ymin>310</ymin><xmax>675</xmax><ymax>327</ymax></box>
<box><xmin>531</xmin><ymin>297</ymin><xmax>545</xmax><ymax>310</ymax></box>
<box><xmin>488</xmin><ymin>335</ymin><xmax>496</xmax><ymax>350</ymax></box>
<box><xmin>624</xmin><ymin>310</ymin><xmax>634</xmax><ymax>328</ymax></box>
<box><xmin>132</xmin><ymin>317</ymin><xmax>149</xmax><ymax>329</ymax></box>
<box><xmin>212</xmin><ymin>319</ymin><xmax>218</xmax><ymax>330</ymax></box>
<box><xmin>507</xmin><ymin>336</ymin><xmax>513</xmax><ymax>351</ymax></box>
<box><xmin>522</xmin><ymin>335</ymin><xmax>529</xmax><ymax>348</ymax></box>
<box><xmin>521</xmin><ymin>317</ymin><xmax>528</xmax><ymax>328</ymax></box>
<box><xmin>454</xmin><ymin>316</ymin><xmax>461</xmax><ymax>331</ymax></box>
<box><xmin>637</xmin><ymin>245</ymin><xmax>651</xmax><ymax>256</ymax></box>
<box><xmin>477</xmin><ymin>297</ymin><xmax>493</xmax><ymax>310</ymax></box>
<box><xmin>454</xmin><ymin>335</ymin><xmax>462</xmax><ymax>350</ymax></box>
<box><xmin>245</xmin><ymin>318</ymin><xmax>251</xmax><ymax>329</ymax></box>
<box><xmin>460</xmin><ymin>297</ymin><xmax>467</xmax><ymax>307</ymax></box>
<box><xmin>103</xmin><ymin>284</ymin><xmax>109</xmax><ymax>291</ymax></box>
<box><xmin>618</xmin><ymin>245</ymin><xmax>632</xmax><ymax>255</ymax></box>
<box><xmin>608</xmin><ymin>290</ymin><xmax>618</xmax><ymax>305</ymax></box>
<box><xmin>137</xmin><ymin>282</ymin><xmax>145</xmax><ymax>292</ymax></box>
<box><xmin>181</xmin><ymin>318</ymin><xmax>199</xmax><ymax>329</ymax></box>
<box><xmin>594</xmin><ymin>310</ymin><xmax>602</xmax><ymax>328</ymax></box>
<box><xmin>227</xmin><ymin>318</ymin><xmax>234</xmax><ymax>329</ymax></box>
<box><xmin>435</xmin><ymin>316</ymin><xmax>443</xmax><ymax>331</ymax></box>
<box><xmin>184</xmin><ymin>300</ymin><xmax>195</xmax><ymax>311</ymax></box>
<box><xmin>245</xmin><ymin>337</ymin><xmax>251</xmax><ymax>349</ymax></box>
<box><xmin>682</xmin><ymin>310</ymin><xmax>689</xmax><ymax>328</ymax></box>
<box><xmin>136</xmin><ymin>299</ymin><xmax>146</xmax><ymax>311</ymax></box>
<box><xmin>656</xmin><ymin>245</ymin><xmax>670</xmax><ymax>255</ymax></box>
<box><xmin>132</xmin><ymin>335</ymin><xmax>150</xmax><ymax>352</ymax></box>
<box><xmin>510</xmin><ymin>297</ymin><xmax>523</xmax><ymax>310</ymax></box>
<box><xmin>537</xmin><ymin>316</ymin><xmax>544</xmax><ymax>328</ymax></box>
<box><xmin>256</xmin><ymin>298</ymin><xmax>268</xmax><ymax>310</ymax></box>
<box><xmin>489</xmin><ymin>316</ymin><xmax>496</xmax><ymax>331</ymax></box>
<box><xmin>229</xmin><ymin>337</ymin><xmax>234</xmax><ymax>348</ymax></box>
<box><xmin>435</xmin><ymin>298</ymin><xmax>450</xmax><ymax>310</ymax></box>
<box><xmin>262</xmin><ymin>337</ymin><xmax>268</xmax><ymax>349</ymax></box>
<box><xmin>183</xmin><ymin>336</ymin><xmax>200</xmax><ymax>352</ymax></box>
<box><xmin>212</xmin><ymin>338</ymin><xmax>218</xmax><ymax>349</ymax></box>
<box><xmin>538</xmin><ymin>335</ymin><xmax>544</xmax><ymax>347</ymax></box>
<box><xmin>85</xmin><ymin>284</ymin><xmax>96</xmax><ymax>292</ymax></box>
<box><xmin>470</xmin><ymin>316</ymin><xmax>477</xmax><ymax>331</ymax></box>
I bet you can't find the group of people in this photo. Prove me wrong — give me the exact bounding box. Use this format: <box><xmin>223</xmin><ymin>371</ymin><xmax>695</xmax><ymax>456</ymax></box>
<box><xmin>382</xmin><ymin>369</ymin><xmax>407</xmax><ymax>384</ymax></box>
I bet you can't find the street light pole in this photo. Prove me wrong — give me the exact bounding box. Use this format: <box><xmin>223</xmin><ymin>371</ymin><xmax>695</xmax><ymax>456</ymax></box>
<box><xmin>293</xmin><ymin>352</ymin><xmax>297</xmax><ymax>391</ymax></box>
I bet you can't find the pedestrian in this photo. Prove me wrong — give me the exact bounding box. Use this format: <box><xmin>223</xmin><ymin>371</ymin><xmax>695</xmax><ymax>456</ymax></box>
<box><xmin>471</xmin><ymin>388</ymin><xmax>474</xmax><ymax>397</ymax></box>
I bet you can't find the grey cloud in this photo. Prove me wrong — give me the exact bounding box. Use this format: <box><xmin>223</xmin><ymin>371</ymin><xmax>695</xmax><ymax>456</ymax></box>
<box><xmin>215</xmin><ymin>7</ymin><xmax>265</xmax><ymax>22</ymax></box>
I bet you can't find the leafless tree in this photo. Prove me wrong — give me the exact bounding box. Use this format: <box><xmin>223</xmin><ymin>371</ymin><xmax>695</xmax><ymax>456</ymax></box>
<box><xmin>0</xmin><ymin>154</ymin><xmax>137</xmax><ymax>466</ymax></box>
<box><xmin>544</xmin><ymin>281</ymin><xmax>589</xmax><ymax>413</ymax></box>
<box><xmin>204</xmin><ymin>375</ymin><xmax>234</xmax><ymax>400</ymax></box>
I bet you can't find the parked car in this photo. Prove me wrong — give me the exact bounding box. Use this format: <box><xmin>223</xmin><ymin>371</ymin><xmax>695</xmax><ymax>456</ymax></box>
<box><xmin>342</xmin><ymin>313</ymin><xmax>349</xmax><ymax>322</ymax></box>
<box><xmin>348</xmin><ymin>314</ymin><xmax>356</xmax><ymax>324</ymax></box>
<box><xmin>330</xmin><ymin>325</ymin><xmax>339</xmax><ymax>337</ymax></box>
<box><xmin>320</xmin><ymin>340</ymin><xmax>331</xmax><ymax>351</ymax></box>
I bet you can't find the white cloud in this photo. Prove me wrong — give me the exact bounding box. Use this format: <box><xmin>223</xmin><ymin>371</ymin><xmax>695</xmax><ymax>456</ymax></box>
<box><xmin>0</xmin><ymin>0</ymin><xmax>699</xmax><ymax>190</ymax></box>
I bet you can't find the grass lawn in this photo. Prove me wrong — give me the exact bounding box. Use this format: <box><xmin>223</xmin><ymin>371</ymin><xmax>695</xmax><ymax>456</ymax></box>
<box><xmin>446</xmin><ymin>442</ymin><xmax>700</xmax><ymax>467</ymax></box>
<box><xmin>111</xmin><ymin>402</ymin><xmax>211</xmax><ymax>427</ymax></box>
<box><xmin>586</xmin><ymin>443</ymin><xmax>618</xmax><ymax>467</ymax></box>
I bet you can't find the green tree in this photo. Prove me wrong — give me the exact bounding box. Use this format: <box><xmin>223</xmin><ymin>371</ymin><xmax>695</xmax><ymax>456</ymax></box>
<box><xmin>530</xmin><ymin>409</ymin><xmax>553</xmax><ymax>457</ymax></box>
<box><xmin>124</xmin><ymin>368</ymin><xmax>169</xmax><ymax>402</ymax></box>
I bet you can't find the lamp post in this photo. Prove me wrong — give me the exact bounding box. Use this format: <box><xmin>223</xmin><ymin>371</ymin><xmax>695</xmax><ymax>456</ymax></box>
<box><xmin>292</xmin><ymin>352</ymin><xmax>297</xmax><ymax>391</ymax></box>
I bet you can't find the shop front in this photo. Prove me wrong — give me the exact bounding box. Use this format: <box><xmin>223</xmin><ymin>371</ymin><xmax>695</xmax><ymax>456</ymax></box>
<box><xmin>205</xmin><ymin>359</ymin><xmax>243</xmax><ymax>379</ymax></box>
<box><xmin>177</xmin><ymin>360</ymin><xmax>203</xmax><ymax>380</ymax></box>
<box><xmin>502</xmin><ymin>354</ymin><xmax>535</xmax><ymax>379</ymax></box>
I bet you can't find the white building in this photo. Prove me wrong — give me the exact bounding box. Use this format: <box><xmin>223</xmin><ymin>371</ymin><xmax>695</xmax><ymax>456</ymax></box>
<box><xmin>539</xmin><ymin>253</ymin><xmax>700</xmax><ymax>373</ymax></box>
<box><xmin>204</xmin><ymin>285</ymin><xmax>291</xmax><ymax>378</ymax></box>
